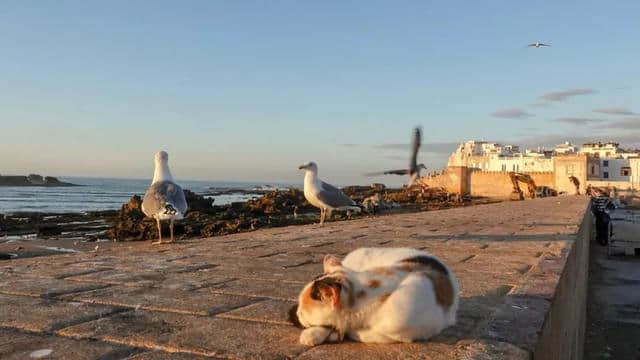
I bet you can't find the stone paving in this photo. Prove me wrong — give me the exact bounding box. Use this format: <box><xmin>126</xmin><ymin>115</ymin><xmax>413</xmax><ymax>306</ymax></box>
<box><xmin>0</xmin><ymin>196</ymin><xmax>589</xmax><ymax>359</ymax></box>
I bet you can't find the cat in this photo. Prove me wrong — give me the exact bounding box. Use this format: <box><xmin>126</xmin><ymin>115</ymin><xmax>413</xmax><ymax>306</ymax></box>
<box><xmin>290</xmin><ymin>247</ymin><xmax>459</xmax><ymax>346</ymax></box>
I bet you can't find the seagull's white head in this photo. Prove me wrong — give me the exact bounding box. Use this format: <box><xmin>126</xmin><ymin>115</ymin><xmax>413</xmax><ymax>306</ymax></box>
<box><xmin>152</xmin><ymin>151</ymin><xmax>174</xmax><ymax>184</ymax></box>
<box><xmin>298</xmin><ymin>161</ymin><xmax>318</xmax><ymax>173</ymax></box>
<box><xmin>155</xmin><ymin>151</ymin><xmax>169</xmax><ymax>164</ymax></box>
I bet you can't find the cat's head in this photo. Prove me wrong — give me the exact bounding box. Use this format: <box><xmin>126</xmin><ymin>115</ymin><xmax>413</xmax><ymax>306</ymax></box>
<box><xmin>290</xmin><ymin>255</ymin><xmax>352</xmax><ymax>334</ymax></box>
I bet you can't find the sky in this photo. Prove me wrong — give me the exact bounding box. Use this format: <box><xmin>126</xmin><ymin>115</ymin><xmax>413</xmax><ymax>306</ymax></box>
<box><xmin>1</xmin><ymin>1</ymin><xmax>639</xmax><ymax>186</ymax></box>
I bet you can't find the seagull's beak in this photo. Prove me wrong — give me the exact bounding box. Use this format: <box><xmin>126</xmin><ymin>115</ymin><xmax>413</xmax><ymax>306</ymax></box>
<box><xmin>298</xmin><ymin>164</ymin><xmax>308</xmax><ymax>170</ymax></box>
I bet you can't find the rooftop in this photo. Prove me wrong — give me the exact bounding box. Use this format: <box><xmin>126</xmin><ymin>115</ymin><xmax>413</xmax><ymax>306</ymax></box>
<box><xmin>0</xmin><ymin>196</ymin><xmax>589</xmax><ymax>359</ymax></box>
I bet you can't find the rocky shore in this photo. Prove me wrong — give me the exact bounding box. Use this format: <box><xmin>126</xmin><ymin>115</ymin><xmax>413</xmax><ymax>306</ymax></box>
<box><xmin>0</xmin><ymin>174</ymin><xmax>78</xmax><ymax>187</ymax></box>
<box><xmin>0</xmin><ymin>184</ymin><xmax>496</xmax><ymax>254</ymax></box>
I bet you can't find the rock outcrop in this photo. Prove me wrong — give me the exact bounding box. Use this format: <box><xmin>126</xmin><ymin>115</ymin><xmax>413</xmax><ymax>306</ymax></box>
<box><xmin>0</xmin><ymin>174</ymin><xmax>78</xmax><ymax>187</ymax></box>
<box><xmin>105</xmin><ymin>185</ymin><xmax>470</xmax><ymax>242</ymax></box>
<box><xmin>107</xmin><ymin>189</ymin><xmax>318</xmax><ymax>241</ymax></box>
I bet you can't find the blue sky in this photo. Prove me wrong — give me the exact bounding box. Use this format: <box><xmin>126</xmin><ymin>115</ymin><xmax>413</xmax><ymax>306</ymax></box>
<box><xmin>1</xmin><ymin>1</ymin><xmax>639</xmax><ymax>185</ymax></box>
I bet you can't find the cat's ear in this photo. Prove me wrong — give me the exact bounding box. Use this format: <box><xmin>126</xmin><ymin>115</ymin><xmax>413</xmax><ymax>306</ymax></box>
<box><xmin>323</xmin><ymin>254</ymin><xmax>342</xmax><ymax>273</ymax></box>
<box><xmin>312</xmin><ymin>277</ymin><xmax>342</xmax><ymax>308</ymax></box>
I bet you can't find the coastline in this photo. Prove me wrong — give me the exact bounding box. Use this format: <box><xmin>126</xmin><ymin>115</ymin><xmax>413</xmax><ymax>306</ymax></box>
<box><xmin>0</xmin><ymin>185</ymin><xmax>497</xmax><ymax>259</ymax></box>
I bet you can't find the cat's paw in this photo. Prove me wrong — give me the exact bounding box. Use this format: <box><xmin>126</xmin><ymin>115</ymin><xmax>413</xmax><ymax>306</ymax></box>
<box><xmin>299</xmin><ymin>327</ymin><xmax>333</xmax><ymax>346</ymax></box>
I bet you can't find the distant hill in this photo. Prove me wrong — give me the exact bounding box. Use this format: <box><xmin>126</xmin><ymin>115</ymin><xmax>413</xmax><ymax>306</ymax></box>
<box><xmin>0</xmin><ymin>174</ymin><xmax>78</xmax><ymax>187</ymax></box>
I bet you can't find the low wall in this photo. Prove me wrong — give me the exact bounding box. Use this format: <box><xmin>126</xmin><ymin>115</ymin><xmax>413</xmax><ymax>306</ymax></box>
<box><xmin>587</xmin><ymin>180</ymin><xmax>632</xmax><ymax>190</ymax></box>
<box><xmin>469</xmin><ymin>171</ymin><xmax>555</xmax><ymax>198</ymax></box>
<box><xmin>533</xmin><ymin>204</ymin><xmax>591</xmax><ymax>359</ymax></box>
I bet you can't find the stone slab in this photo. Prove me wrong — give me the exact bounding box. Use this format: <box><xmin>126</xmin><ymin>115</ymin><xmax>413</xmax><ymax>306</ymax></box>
<box><xmin>0</xmin><ymin>275</ymin><xmax>109</xmax><ymax>298</ymax></box>
<box><xmin>57</xmin><ymin>310</ymin><xmax>308</xmax><ymax>359</ymax></box>
<box><xmin>0</xmin><ymin>329</ymin><xmax>137</xmax><ymax>360</ymax></box>
<box><xmin>62</xmin><ymin>285</ymin><xmax>261</xmax><ymax>316</ymax></box>
<box><xmin>0</xmin><ymin>294</ymin><xmax>123</xmax><ymax>332</ymax></box>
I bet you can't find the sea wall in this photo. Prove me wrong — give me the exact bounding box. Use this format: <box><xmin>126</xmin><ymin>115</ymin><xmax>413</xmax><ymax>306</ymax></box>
<box><xmin>533</xmin><ymin>204</ymin><xmax>592</xmax><ymax>360</ymax></box>
<box><xmin>469</xmin><ymin>171</ymin><xmax>554</xmax><ymax>199</ymax></box>
<box><xmin>419</xmin><ymin>168</ymin><xmax>555</xmax><ymax>198</ymax></box>
<box><xmin>418</xmin><ymin>166</ymin><xmax>470</xmax><ymax>194</ymax></box>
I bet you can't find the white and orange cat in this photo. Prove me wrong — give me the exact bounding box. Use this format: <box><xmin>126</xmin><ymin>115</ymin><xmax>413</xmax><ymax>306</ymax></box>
<box><xmin>291</xmin><ymin>247</ymin><xmax>459</xmax><ymax>346</ymax></box>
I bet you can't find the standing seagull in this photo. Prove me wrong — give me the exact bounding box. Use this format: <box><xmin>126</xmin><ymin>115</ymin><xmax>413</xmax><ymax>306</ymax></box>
<box><xmin>298</xmin><ymin>162</ymin><xmax>359</xmax><ymax>225</ymax></box>
<box><xmin>142</xmin><ymin>151</ymin><xmax>188</xmax><ymax>244</ymax></box>
<box><xmin>527</xmin><ymin>41</ymin><xmax>551</xmax><ymax>48</ymax></box>
<box><xmin>365</xmin><ymin>127</ymin><xmax>426</xmax><ymax>186</ymax></box>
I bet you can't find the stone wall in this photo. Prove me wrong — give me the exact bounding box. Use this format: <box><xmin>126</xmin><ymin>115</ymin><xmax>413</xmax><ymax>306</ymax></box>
<box><xmin>554</xmin><ymin>155</ymin><xmax>589</xmax><ymax>194</ymax></box>
<box><xmin>533</xmin><ymin>204</ymin><xmax>591</xmax><ymax>360</ymax></box>
<box><xmin>469</xmin><ymin>171</ymin><xmax>554</xmax><ymax>198</ymax></box>
<box><xmin>418</xmin><ymin>166</ymin><xmax>470</xmax><ymax>194</ymax></box>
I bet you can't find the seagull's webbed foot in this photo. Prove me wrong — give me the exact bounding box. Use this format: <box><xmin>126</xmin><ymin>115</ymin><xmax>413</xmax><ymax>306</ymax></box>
<box><xmin>151</xmin><ymin>240</ymin><xmax>163</xmax><ymax>245</ymax></box>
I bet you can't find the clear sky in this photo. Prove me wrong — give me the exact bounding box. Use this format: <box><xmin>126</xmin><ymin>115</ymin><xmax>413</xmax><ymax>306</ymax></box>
<box><xmin>2</xmin><ymin>1</ymin><xmax>639</xmax><ymax>185</ymax></box>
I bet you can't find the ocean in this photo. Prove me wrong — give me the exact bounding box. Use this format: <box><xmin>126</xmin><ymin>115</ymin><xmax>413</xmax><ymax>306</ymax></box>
<box><xmin>0</xmin><ymin>177</ymin><xmax>295</xmax><ymax>214</ymax></box>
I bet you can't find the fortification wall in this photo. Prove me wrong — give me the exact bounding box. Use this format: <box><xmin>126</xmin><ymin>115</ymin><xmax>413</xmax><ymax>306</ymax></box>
<box><xmin>469</xmin><ymin>171</ymin><xmax>555</xmax><ymax>198</ymax></box>
<box><xmin>418</xmin><ymin>166</ymin><xmax>470</xmax><ymax>194</ymax></box>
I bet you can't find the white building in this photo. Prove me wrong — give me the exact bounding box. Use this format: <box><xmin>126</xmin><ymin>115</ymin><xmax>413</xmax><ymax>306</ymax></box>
<box><xmin>555</xmin><ymin>142</ymin><xmax>579</xmax><ymax>155</ymax></box>
<box><xmin>447</xmin><ymin>140</ymin><xmax>639</xmax><ymax>181</ymax></box>
<box><xmin>448</xmin><ymin>140</ymin><xmax>552</xmax><ymax>172</ymax></box>
<box><xmin>598</xmin><ymin>158</ymin><xmax>631</xmax><ymax>181</ymax></box>
<box><xmin>579</xmin><ymin>142</ymin><xmax>639</xmax><ymax>159</ymax></box>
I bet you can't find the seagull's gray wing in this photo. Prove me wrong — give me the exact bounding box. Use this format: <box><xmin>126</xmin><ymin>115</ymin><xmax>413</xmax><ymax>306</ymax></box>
<box><xmin>364</xmin><ymin>169</ymin><xmax>409</xmax><ymax>176</ymax></box>
<box><xmin>409</xmin><ymin>127</ymin><xmax>421</xmax><ymax>175</ymax></box>
<box><xmin>317</xmin><ymin>181</ymin><xmax>356</xmax><ymax>208</ymax></box>
<box><xmin>142</xmin><ymin>181</ymin><xmax>188</xmax><ymax>217</ymax></box>
<box><xmin>385</xmin><ymin>169</ymin><xmax>410</xmax><ymax>175</ymax></box>
<box><xmin>526</xmin><ymin>44</ymin><xmax>536</xmax><ymax>47</ymax></box>
<box><xmin>540</xmin><ymin>43</ymin><xmax>551</xmax><ymax>46</ymax></box>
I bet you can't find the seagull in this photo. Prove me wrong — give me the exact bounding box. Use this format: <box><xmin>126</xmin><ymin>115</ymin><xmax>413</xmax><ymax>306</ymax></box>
<box><xmin>142</xmin><ymin>151</ymin><xmax>188</xmax><ymax>244</ymax></box>
<box><xmin>298</xmin><ymin>161</ymin><xmax>360</xmax><ymax>225</ymax></box>
<box><xmin>527</xmin><ymin>41</ymin><xmax>551</xmax><ymax>48</ymax></box>
<box><xmin>365</xmin><ymin>127</ymin><xmax>426</xmax><ymax>186</ymax></box>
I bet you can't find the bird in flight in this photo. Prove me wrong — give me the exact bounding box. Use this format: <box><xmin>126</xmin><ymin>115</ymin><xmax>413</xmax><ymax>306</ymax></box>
<box><xmin>365</xmin><ymin>127</ymin><xmax>426</xmax><ymax>186</ymax></box>
<box><xmin>527</xmin><ymin>41</ymin><xmax>551</xmax><ymax>48</ymax></box>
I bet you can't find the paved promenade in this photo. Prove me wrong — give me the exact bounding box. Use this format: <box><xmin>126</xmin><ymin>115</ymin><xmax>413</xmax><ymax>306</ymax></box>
<box><xmin>0</xmin><ymin>196</ymin><xmax>588</xmax><ymax>359</ymax></box>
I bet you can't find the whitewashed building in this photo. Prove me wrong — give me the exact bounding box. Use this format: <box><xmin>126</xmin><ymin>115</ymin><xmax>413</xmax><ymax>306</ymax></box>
<box><xmin>448</xmin><ymin>141</ymin><xmax>553</xmax><ymax>172</ymax></box>
<box><xmin>579</xmin><ymin>142</ymin><xmax>639</xmax><ymax>159</ymax></box>
<box><xmin>555</xmin><ymin>142</ymin><xmax>579</xmax><ymax>154</ymax></box>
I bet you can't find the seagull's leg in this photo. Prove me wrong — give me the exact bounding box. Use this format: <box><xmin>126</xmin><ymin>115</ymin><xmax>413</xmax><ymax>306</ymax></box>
<box><xmin>320</xmin><ymin>208</ymin><xmax>325</xmax><ymax>226</ymax></box>
<box><xmin>168</xmin><ymin>219</ymin><xmax>175</xmax><ymax>243</ymax></box>
<box><xmin>326</xmin><ymin>209</ymin><xmax>333</xmax><ymax>222</ymax></box>
<box><xmin>152</xmin><ymin>218</ymin><xmax>162</xmax><ymax>245</ymax></box>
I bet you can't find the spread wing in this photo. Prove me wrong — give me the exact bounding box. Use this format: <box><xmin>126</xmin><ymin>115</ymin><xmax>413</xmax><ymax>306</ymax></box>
<box><xmin>364</xmin><ymin>169</ymin><xmax>409</xmax><ymax>176</ymax></box>
<box><xmin>409</xmin><ymin>127</ymin><xmax>421</xmax><ymax>174</ymax></box>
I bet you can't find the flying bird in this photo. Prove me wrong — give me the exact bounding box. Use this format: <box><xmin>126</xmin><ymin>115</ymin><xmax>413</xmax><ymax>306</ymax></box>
<box><xmin>142</xmin><ymin>151</ymin><xmax>188</xmax><ymax>244</ymax></box>
<box><xmin>527</xmin><ymin>41</ymin><xmax>551</xmax><ymax>48</ymax></box>
<box><xmin>365</xmin><ymin>127</ymin><xmax>426</xmax><ymax>186</ymax></box>
<box><xmin>298</xmin><ymin>161</ymin><xmax>360</xmax><ymax>225</ymax></box>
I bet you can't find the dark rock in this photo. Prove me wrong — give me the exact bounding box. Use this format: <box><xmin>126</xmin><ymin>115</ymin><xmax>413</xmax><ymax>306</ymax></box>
<box><xmin>245</xmin><ymin>189</ymin><xmax>314</xmax><ymax>216</ymax></box>
<box><xmin>38</xmin><ymin>224</ymin><xmax>62</xmax><ymax>236</ymax></box>
<box><xmin>184</xmin><ymin>189</ymin><xmax>215</xmax><ymax>213</ymax></box>
<box><xmin>0</xmin><ymin>174</ymin><xmax>78</xmax><ymax>187</ymax></box>
<box><xmin>27</xmin><ymin>174</ymin><xmax>45</xmax><ymax>185</ymax></box>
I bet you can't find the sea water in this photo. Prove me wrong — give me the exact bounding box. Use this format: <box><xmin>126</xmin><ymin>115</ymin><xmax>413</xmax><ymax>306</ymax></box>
<box><xmin>0</xmin><ymin>177</ymin><xmax>293</xmax><ymax>214</ymax></box>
